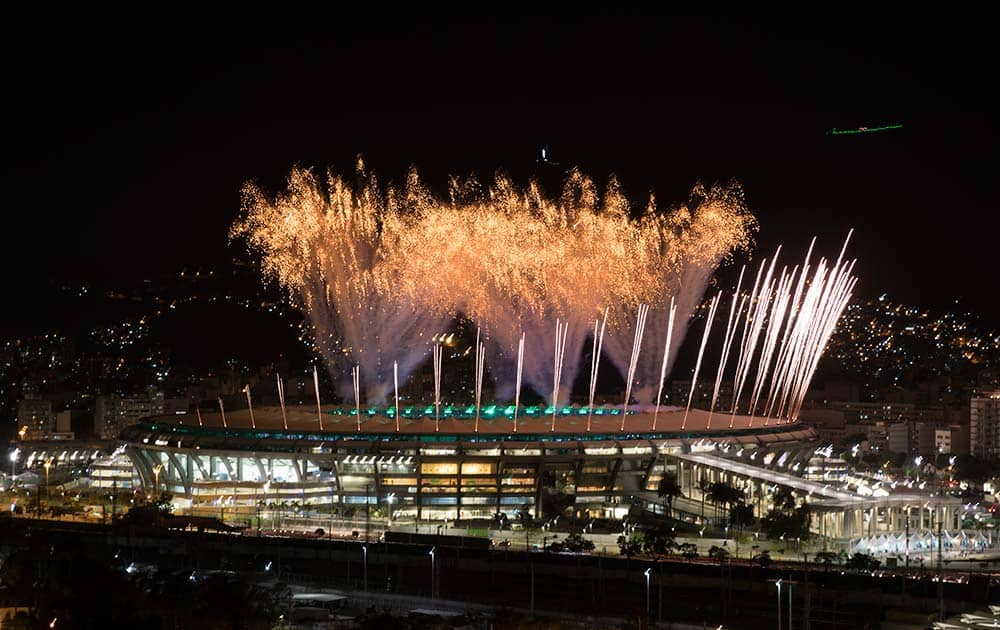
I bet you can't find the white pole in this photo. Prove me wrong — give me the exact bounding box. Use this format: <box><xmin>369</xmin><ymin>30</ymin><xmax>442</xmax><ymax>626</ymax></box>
<box><xmin>682</xmin><ymin>295</ymin><xmax>721</xmax><ymax>430</ymax></box>
<box><xmin>644</xmin><ymin>568</ymin><xmax>652</xmax><ymax>616</ymax></box>
<box><xmin>313</xmin><ymin>366</ymin><xmax>324</xmax><ymax>431</ymax></box>
<box><xmin>513</xmin><ymin>333</ymin><xmax>524</xmax><ymax>433</ymax></box>
<box><xmin>621</xmin><ymin>304</ymin><xmax>649</xmax><ymax>432</ymax></box>
<box><xmin>474</xmin><ymin>328</ymin><xmax>485</xmax><ymax>433</ymax></box>
<box><xmin>652</xmin><ymin>298</ymin><xmax>676</xmax><ymax>431</ymax></box>
<box><xmin>777</xmin><ymin>580</ymin><xmax>782</xmax><ymax>630</ymax></box>
<box><xmin>218</xmin><ymin>397</ymin><xmax>227</xmax><ymax>428</ymax></box>
<box><xmin>277</xmin><ymin>373</ymin><xmax>288</xmax><ymax>431</ymax></box>
<box><xmin>587</xmin><ymin>308</ymin><xmax>608</xmax><ymax>433</ymax></box>
<box><xmin>243</xmin><ymin>385</ymin><xmax>255</xmax><ymax>429</ymax></box>
<box><xmin>353</xmin><ymin>365</ymin><xmax>361</xmax><ymax>432</ymax></box>
<box><xmin>551</xmin><ymin>319</ymin><xmax>568</xmax><ymax>432</ymax></box>
<box><xmin>393</xmin><ymin>361</ymin><xmax>400</xmax><ymax>432</ymax></box>
<box><xmin>433</xmin><ymin>344</ymin><xmax>442</xmax><ymax>432</ymax></box>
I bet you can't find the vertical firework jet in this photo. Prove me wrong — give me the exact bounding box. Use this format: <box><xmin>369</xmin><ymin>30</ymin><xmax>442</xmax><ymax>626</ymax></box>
<box><xmin>705</xmin><ymin>234</ymin><xmax>857</xmax><ymax>426</ymax></box>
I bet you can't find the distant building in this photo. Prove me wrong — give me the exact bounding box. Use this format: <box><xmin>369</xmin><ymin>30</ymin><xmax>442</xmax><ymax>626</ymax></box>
<box><xmin>799</xmin><ymin>408</ymin><xmax>848</xmax><ymax>444</ymax></box>
<box><xmin>888</xmin><ymin>422</ymin><xmax>910</xmax><ymax>454</ymax></box>
<box><xmin>971</xmin><ymin>391</ymin><xmax>1000</xmax><ymax>459</ymax></box>
<box><xmin>935</xmin><ymin>425</ymin><xmax>970</xmax><ymax>455</ymax></box>
<box><xmin>862</xmin><ymin>422</ymin><xmax>888</xmax><ymax>451</ymax></box>
<box><xmin>55</xmin><ymin>410</ymin><xmax>71</xmax><ymax>434</ymax></box>
<box><xmin>91</xmin><ymin>453</ymin><xmax>135</xmax><ymax>489</ymax></box>
<box><xmin>17</xmin><ymin>398</ymin><xmax>54</xmax><ymax>436</ymax></box>
<box><xmin>914</xmin><ymin>422</ymin><xmax>939</xmax><ymax>457</ymax></box>
<box><xmin>803</xmin><ymin>456</ymin><xmax>848</xmax><ymax>481</ymax></box>
<box><xmin>94</xmin><ymin>393</ymin><xmax>167</xmax><ymax>440</ymax></box>
<box><xmin>809</xmin><ymin>381</ymin><xmax>861</xmax><ymax>403</ymax></box>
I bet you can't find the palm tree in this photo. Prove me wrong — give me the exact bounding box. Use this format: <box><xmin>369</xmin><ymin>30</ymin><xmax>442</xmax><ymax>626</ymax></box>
<box><xmin>708</xmin><ymin>545</ymin><xmax>730</xmax><ymax>563</ymax></box>
<box><xmin>707</xmin><ymin>482</ymin><xmax>742</xmax><ymax>525</ymax></box>
<box><xmin>658</xmin><ymin>472</ymin><xmax>682</xmax><ymax>518</ymax></box>
<box><xmin>698</xmin><ymin>478</ymin><xmax>710</xmax><ymax>523</ymax></box>
<box><xmin>729</xmin><ymin>501</ymin><xmax>755</xmax><ymax>533</ymax></box>
<box><xmin>705</xmin><ymin>482</ymin><xmax>722</xmax><ymax>522</ymax></box>
<box><xmin>772</xmin><ymin>487</ymin><xmax>797</xmax><ymax>514</ymax></box>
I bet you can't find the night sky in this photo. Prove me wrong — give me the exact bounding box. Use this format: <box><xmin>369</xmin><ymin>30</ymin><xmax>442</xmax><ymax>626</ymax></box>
<box><xmin>3</xmin><ymin>14</ymin><xmax>997</xmax><ymax>337</ymax></box>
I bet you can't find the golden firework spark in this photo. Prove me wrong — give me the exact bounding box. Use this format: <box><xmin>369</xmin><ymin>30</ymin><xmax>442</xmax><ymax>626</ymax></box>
<box><xmin>232</xmin><ymin>160</ymin><xmax>755</xmax><ymax>404</ymax></box>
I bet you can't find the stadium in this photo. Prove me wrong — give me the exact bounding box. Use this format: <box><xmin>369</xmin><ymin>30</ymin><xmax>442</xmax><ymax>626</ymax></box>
<box><xmin>120</xmin><ymin>404</ymin><xmax>817</xmax><ymax>523</ymax></box>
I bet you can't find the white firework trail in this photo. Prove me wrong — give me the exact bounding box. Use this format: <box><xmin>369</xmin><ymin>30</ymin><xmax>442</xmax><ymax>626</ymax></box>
<box><xmin>620</xmin><ymin>304</ymin><xmax>649</xmax><ymax>432</ymax></box>
<box><xmin>277</xmin><ymin>373</ymin><xmax>288</xmax><ymax>430</ymax></box>
<box><xmin>652</xmin><ymin>298</ymin><xmax>676</xmax><ymax>431</ymax></box>
<box><xmin>781</xmin><ymin>247</ymin><xmax>856</xmax><ymax>420</ymax></box>
<box><xmin>313</xmin><ymin>365</ymin><xmax>324</xmax><ymax>431</ymax></box>
<box><xmin>788</xmin><ymin>266</ymin><xmax>856</xmax><ymax>420</ymax></box>
<box><xmin>513</xmin><ymin>332</ymin><xmax>525</xmax><ymax>433</ymax></box>
<box><xmin>763</xmin><ymin>240</ymin><xmax>815</xmax><ymax>421</ymax></box>
<box><xmin>550</xmin><ymin>319</ymin><xmax>569</xmax><ymax>432</ymax></box>
<box><xmin>587</xmin><ymin>309</ymin><xmax>609</xmax><ymax>433</ymax></box>
<box><xmin>706</xmin><ymin>267</ymin><xmax>747</xmax><ymax>429</ymax></box>
<box><xmin>433</xmin><ymin>343</ymin><xmax>443</xmax><ymax>432</ymax></box>
<box><xmin>783</xmin><ymin>233</ymin><xmax>855</xmax><ymax>419</ymax></box>
<box><xmin>681</xmin><ymin>294</ymin><xmax>721</xmax><ymax>430</ymax></box>
<box><xmin>352</xmin><ymin>365</ymin><xmax>361</xmax><ymax>432</ymax></box>
<box><xmin>728</xmin><ymin>254</ymin><xmax>776</xmax><ymax>427</ymax></box>
<box><xmin>393</xmin><ymin>360</ymin><xmax>400</xmax><ymax>432</ymax></box>
<box><xmin>747</xmin><ymin>267</ymin><xmax>795</xmax><ymax>426</ymax></box>
<box><xmin>473</xmin><ymin>328</ymin><xmax>486</xmax><ymax>433</ymax></box>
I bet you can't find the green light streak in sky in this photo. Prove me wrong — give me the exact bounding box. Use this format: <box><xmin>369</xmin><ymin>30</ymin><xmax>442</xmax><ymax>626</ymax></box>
<box><xmin>828</xmin><ymin>124</ymin><xmax>903</xmax><ymax>136</ymax></box>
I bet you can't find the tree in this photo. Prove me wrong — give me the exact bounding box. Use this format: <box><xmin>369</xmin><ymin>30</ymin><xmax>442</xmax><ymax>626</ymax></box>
<box><xmin>861</xmin><ymin>452</ymin><xmax>881</xmax><ymax>468</ymax></box>
<box><xmin>772</xmin><ymin>487</ymin><xmax>797</xmax><ymax>513</ymax></box>
<box><xmin>729</xmin><ymin>501</ymin><xmax>756</xmax><ymax>532</ymax></box>
<box><xmin>760</xmin><ymin>505</ymin><xmax>812</xmax><ymax>541</ymax></box>
<box><xmin>657</xmin><ymin>472</ymin><xmax>682</xmax><ymax>518</ymax></box>
<box><xmin>618</xmin><ymin>532</ymin><xmax>645</xmax><ymax>557</ymax></box>
<box><xmin>677</xmin><ymin>542</ymin><xmax>698</xmax><ymax>561</ymax></box>
<box><xmin>815</xmin><ymin>550</ymin><xmax>839</xmax><ymax>571</ymax></box>
<box><xmin>548</xmin><ymin>532</ymin><xmax>595</xmax><ymax>553</ymax></box>
<box><xmin>642</xmin><ymin>525</ymin><xmax>676</xmax><ymax>560</ymax></box>
<box><xmin>541</xmin><ymin>492</ymin><xmax>575</xmax><ymax>519</ymax></box>
<box><xmin>754</xmin><ymin>550</ymin><xmax>772</xmax><ymax>568</ymax></box>
<box><xmin>846</xmin><ymin>552</ymin><xmax>881</xmax><ymax>573</ymax></box>
<box><xmin>954</xmin><ymin>454</ymin><xmax>991</xmax><ymax>482</ymax></box>
<box><xmin>698</xmin><ymin>478</ymin><xmax>710</xmax><ymax>521</ymax></box>
<box><xmin>708</xmin><ymin>545</ymin><xmax>730</xmax><ymax>563</ymax></box>
<box><xmin>706</xmin><ymin>482</ymin><xmax>743</xmax><ymax>523</ymax></box>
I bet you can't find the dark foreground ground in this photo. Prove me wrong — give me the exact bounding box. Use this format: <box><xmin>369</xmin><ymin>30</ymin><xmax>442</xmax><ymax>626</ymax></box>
<box><xmin>0</xmin><ymin>518</ymin><xmax>995</xmax><ymax>628</ymax></box>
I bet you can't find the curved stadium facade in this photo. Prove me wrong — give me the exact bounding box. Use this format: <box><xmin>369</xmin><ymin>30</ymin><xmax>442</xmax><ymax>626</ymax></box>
<box><xmin>120</xmin><ymin>404</ymin><xmax>816</xmax><ymax>522</ymax></box>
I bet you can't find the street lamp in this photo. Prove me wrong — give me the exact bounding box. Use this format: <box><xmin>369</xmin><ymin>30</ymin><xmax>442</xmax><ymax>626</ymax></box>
<box><xmin>386</xmin><ymin>492</ymin><xmax>396</xmax><ymax>528</ymax></box>
<box><xmin>769</xmin><ymin>578</ymin><xmax>798</xmax><ymax>630</ymax></box>
<box><xmin>9</xmin><ymin>448</ymin><xmax>19</xmax><ymax>480</ymax></box>
<box><xmin>362</xmin><ymin>544</ymin><xmax>368</xmax><ymax>593</ymax></box>
<box><xmin>44</xmin><ymin>459</ymin><xmax>52</xmax><ymax>503</ymax></box>
<box><xmin>644</xmin><ymin>567</ymin><xmax>652</xmax><ymax>617</ymax></box>
<box><xmin>429</xmin><ymin>546</ymin><xmax>437</xmax><ymax>599</ymax></box>
<box><xmin>152</xmin><ymin>464</ymin><xmax>163</xmax><ymax>498</ymax></box>
<box><xmin>262</xmin><ymin>479</ymin><xmax>271</xmax><ymax>532</ymax></box>
<box><xmin>774</xmin><ymin>579</ymin><xmax>782</xmax><ymax>630</ymax></box>
<box><xmin>789</xmin><ymin>580</ymin><xmax>794</xmax><ymax>630</ymax></box>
